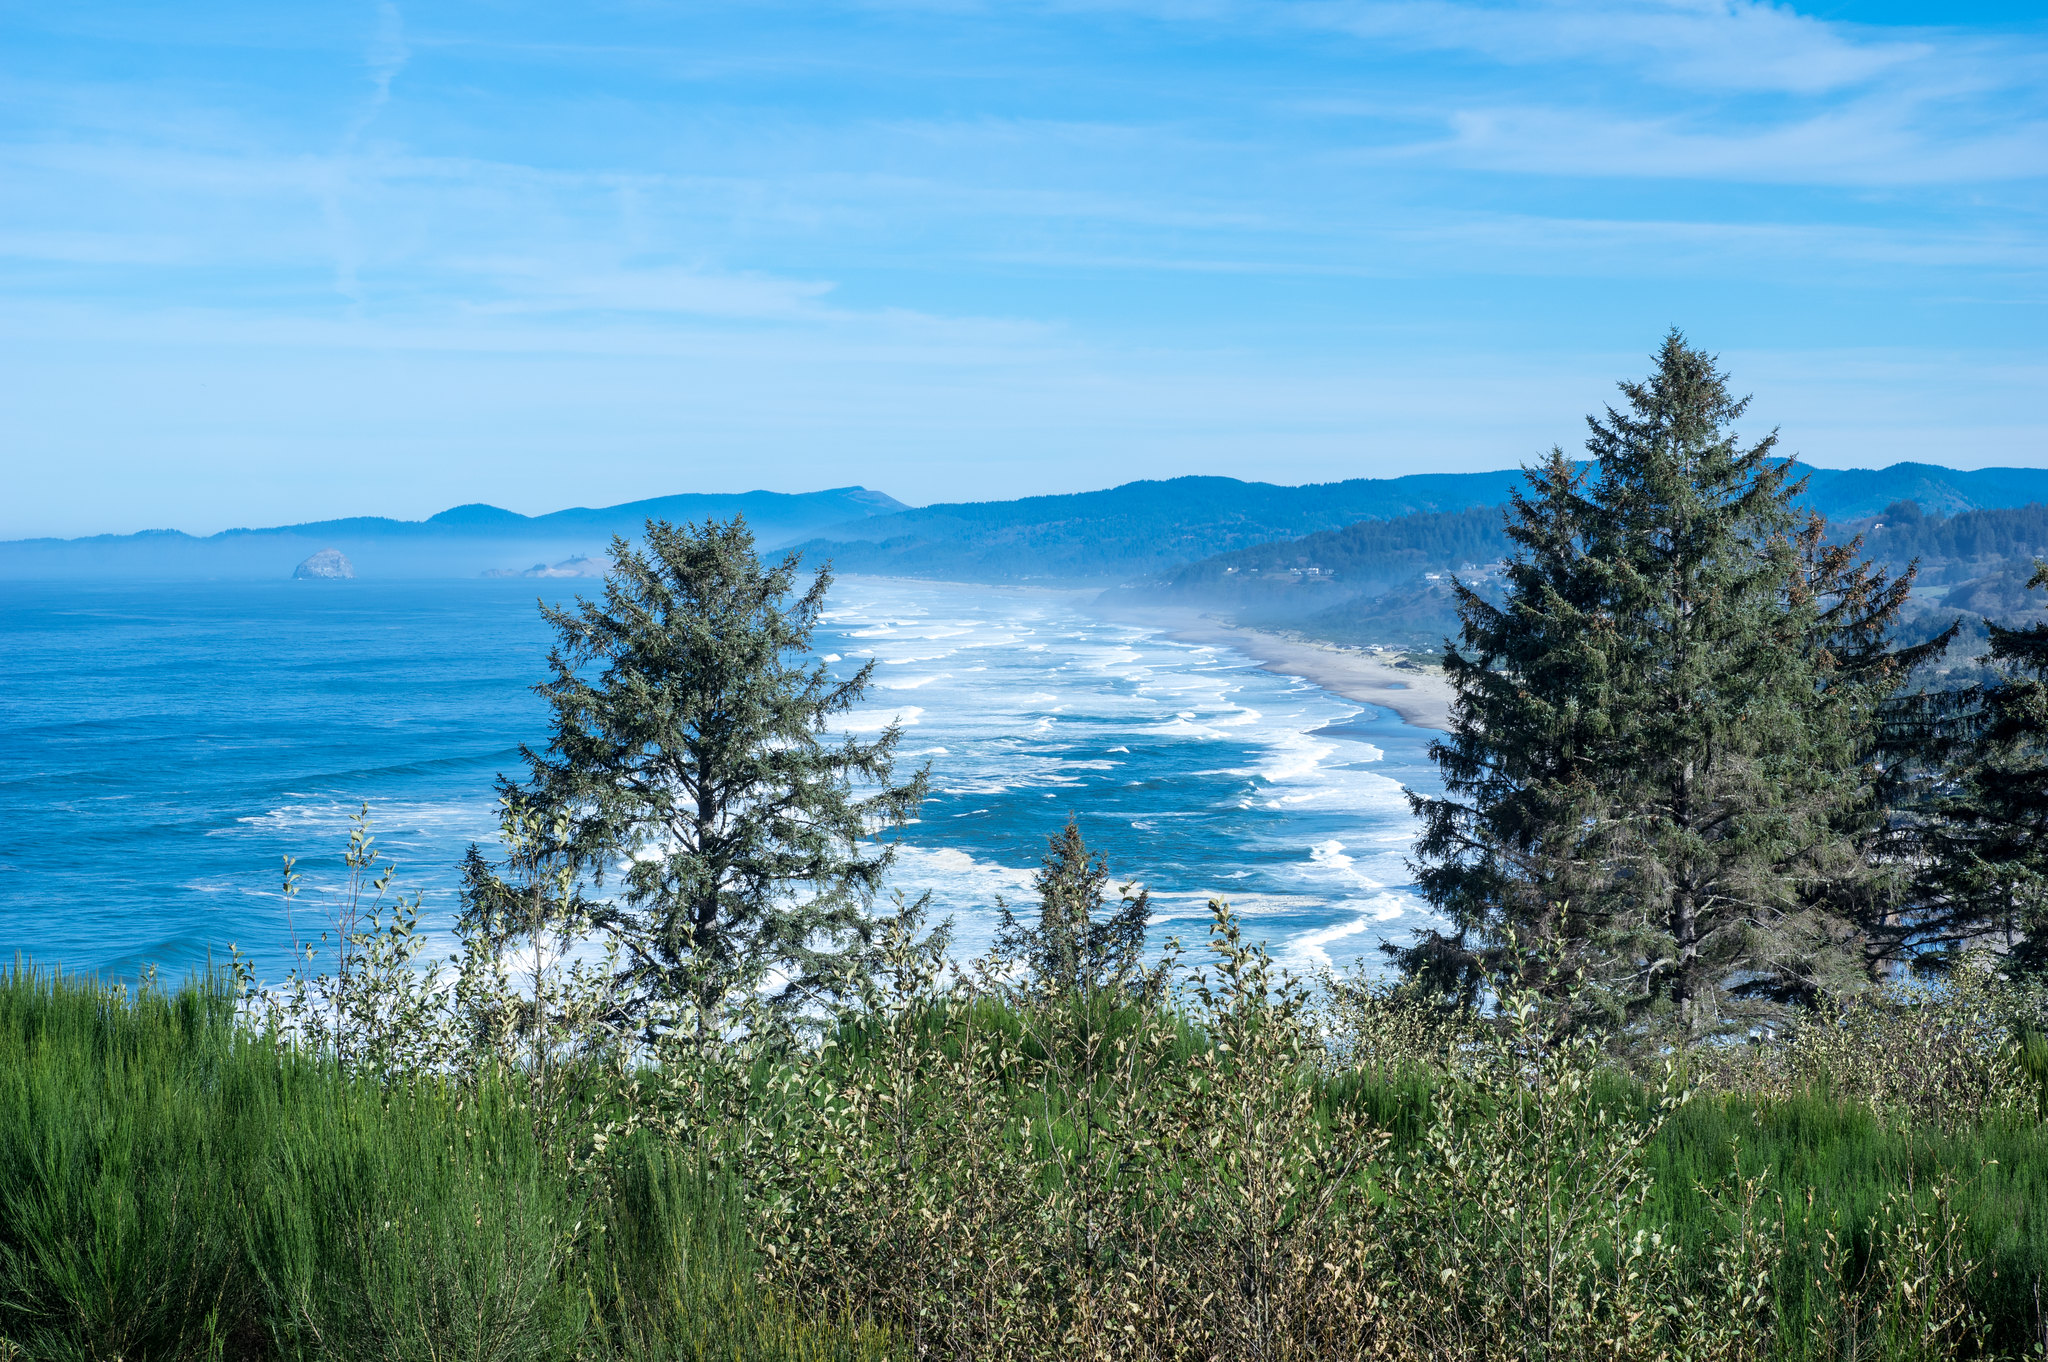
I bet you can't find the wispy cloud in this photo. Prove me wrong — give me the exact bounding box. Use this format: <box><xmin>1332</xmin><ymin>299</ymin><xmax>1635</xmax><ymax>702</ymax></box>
<box><xmin>325</xmin><ymin>1</ymin><xmax>410</xmax><ymax>303</ymax></box>
<box><xmin>1415</xmin><ymin>100</ymin><xmax>2048</xmax><ymax>184</ymax></box>
<box><xmin>1300</xmin><ymin>0</ymin><xmax>1936</xmax><ymax>95</ymax></box>
<box><xmin>0</xmin><ymin>0</ymin><xmax>2042</xmax><ymax>535</ymax></box>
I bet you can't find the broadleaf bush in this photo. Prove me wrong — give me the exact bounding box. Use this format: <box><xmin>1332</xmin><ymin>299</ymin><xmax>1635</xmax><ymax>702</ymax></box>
<box><xmin>4</xmin><ymin>815</ymin><xmax>2047</xmax><ymax>1359</ymax></box>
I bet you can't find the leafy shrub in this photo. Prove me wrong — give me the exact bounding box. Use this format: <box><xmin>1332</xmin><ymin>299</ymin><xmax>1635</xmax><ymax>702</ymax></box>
<box><xmin>6</xmin><ymin>816</ymin><xmax>2048</xmax><ymax>1359</ymax></box>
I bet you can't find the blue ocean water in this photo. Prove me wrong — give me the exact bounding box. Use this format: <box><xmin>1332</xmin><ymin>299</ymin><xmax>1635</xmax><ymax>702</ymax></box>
<box><xmin>0</xmin><ymin>576</ymin><xmax>1442</xmax><ymax>981</ymax></box>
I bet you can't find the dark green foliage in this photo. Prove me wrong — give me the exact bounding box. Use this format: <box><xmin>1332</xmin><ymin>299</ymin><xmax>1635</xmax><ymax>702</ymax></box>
<box><xmin>1400</xmin><ymin>334</ymin><xmax>1937</xmax><ymax>1036</ymax></box>
<box><xmin>246</xmin><ymin>1076</ymin><xmax>587</xmax><ymax>1361</ymax></box>
<box><xmin>1904</xmin><ymin>564</ymin><xmax>2048</xmax><ymax>976</ymax></box>
<box><xmin>10</xmin><ymin>962</ymin><xmax>2048</xmax><ymax>1358</ymax></box>
<box><xmin>587</xmin><ymin>1138</ymin><xmax>898</xmax><ymax>1362</ymax></box>
<box><xmin>989</xmin><ymin>819</ymin><xmax>1150</xmax><ymax>997</ymax></box>
<box><xmin>515</xmin><ymin>517</ymin><xmax>928</xmax><ymax>1032</ymax></box>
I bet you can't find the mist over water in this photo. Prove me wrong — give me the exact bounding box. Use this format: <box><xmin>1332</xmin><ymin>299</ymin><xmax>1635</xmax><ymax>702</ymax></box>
<box><xmin>0</xmin><ymin>577</ymin><xmax>1442</xmax><ymax>981</ymax></box>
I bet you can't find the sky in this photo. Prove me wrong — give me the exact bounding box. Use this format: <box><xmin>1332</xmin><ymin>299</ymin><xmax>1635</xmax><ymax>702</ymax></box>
<box><xmin>1</xmin><ymin>0</ymin><xmax>2044</xmax><ymax>538</ymax></box>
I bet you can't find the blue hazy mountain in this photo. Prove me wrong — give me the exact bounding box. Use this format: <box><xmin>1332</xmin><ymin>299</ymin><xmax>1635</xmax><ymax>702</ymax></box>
<box><xmin>1132</xmin><ymin>463</ymin><xmax>2048</xmax><ymax>652</ymax></box>
<box><xmin>10</xmin><ymin>460</ymin><xmax>2046</xmax><ymax>583</ymax></box>
<box><xmin>794</xmin><ymin>471</ymin><xmax>1530</xmax><ymax>583</ymax></box>
<box><xmin>795</xmin><ymin>462</ymin><xmax>2048</xmax><ymax>586</ymax></box>
<box><xmin>0</xmin><ymin>488</ymin><xmax>906</xmax><ymax>580</ymax></box>
<box><xmin>1798</xmin><ymin>463</ymin><xmax>2048</xmax><ymax>520</ymax></box>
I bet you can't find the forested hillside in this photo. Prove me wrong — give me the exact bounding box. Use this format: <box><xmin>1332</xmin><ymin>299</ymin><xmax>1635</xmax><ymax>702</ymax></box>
<box><xmin>1839</xmin><ymin>500</ymin><xmax>2048</xmax><ymax>583</ymax></box>
<box><xmin>1141</xmin><ymin>490</ymin><xmax>2048</xmax><ymax>658</ymax></box>
<box><xmin>800</xmin><ymin>461</ymin><xmax>2048</xmax><ymax>588</ymax></box>
<box><xmin>794</xmin><ymin>471</ymin><xmax>1526</xmax><ymax>582</ymax></box>
<box><xmin>1119</xmin><ymin>505</ymin><xmax>1510</xmax><ymax>629</ymax></box>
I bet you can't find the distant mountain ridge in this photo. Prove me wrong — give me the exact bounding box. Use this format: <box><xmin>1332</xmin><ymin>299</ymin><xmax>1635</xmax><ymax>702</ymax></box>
<box><xmin>795</xmin><ymin>462</ymin><xmax>2048</xmax><ymax>586</ymax></box>
<box><xmin>794</xmin><ymin>471</ymin><xmax>1529</xmax><ymax>583</ymax></box>
<box><xmin>1798</xmin><ymin>463</ymin><xmax>2048</xmax><ymax>520</ymax></box>
<box><xmin>1132</xmin><ymin>462</ymin><xmax>2048</xmax><ymax>655</ymax></box>
<box><xmin>0</xmin><ymin>488</ymin><xmax>906</xmax><ymax>580</ymax></box>
<box><xmin>8</xmin><ymin>460</ymin><xmax>2045</xmax><ymax>584</ymax></box>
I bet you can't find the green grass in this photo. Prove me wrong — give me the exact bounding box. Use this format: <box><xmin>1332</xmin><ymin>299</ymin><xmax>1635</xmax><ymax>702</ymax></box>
<box><xmin>1647</xmin><ymin>1090</ymin><xmax>2048</xmax><ymax>1356</ymax></box>
<box><xmin>0</xmin><ymin>965</ymin><xmax>895</xmax><ymax>1362</ymax></box>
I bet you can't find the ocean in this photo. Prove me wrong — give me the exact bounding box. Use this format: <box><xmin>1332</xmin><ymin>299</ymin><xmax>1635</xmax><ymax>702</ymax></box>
<box><xmin>0</xmin><ymin>576</ymin><xmax>1441</xmax><ymax>982</ymax></box>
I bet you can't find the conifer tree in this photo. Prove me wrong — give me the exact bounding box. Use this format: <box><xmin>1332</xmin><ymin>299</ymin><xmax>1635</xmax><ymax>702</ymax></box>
<box><xmin>1908</xmin><ymin>565</ymin><xmax>2048</xmax><ymax>975</ymax></box>
<box><xmin>991</xmin><ymin>818</ymin><xmax>1151</xmax><ymax>997</ymax></box>
<box><xmin>513</xmin><ymin>517</ymin><xmax>928</xmax><ymax>1036</ymax></box>
<box><xmin>1398</xmin><ymin>333</ymin><xmax>1935</xmax><ymax>1037</ymax></box>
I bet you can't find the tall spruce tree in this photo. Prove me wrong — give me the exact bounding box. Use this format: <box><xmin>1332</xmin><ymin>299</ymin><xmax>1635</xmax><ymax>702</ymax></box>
<box><xmin>1398</xmin><ymin>333</ymin><xmax>1935</xmax><ymax>1037</ymax></box>
<box><xmin>1907</xmin><ymin>565</ymin><xmax>2048</xmax><ymax>975</ymax></box>
<box><xmin>513</xmin><ymin>517</ymin><xmax>928</xmax><ymax>1036</ymax></box>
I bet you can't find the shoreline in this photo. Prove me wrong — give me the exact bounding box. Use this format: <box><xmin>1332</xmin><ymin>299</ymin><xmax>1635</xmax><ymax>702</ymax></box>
<box><xmin>1092</xmin><ymin>601</ymin><xmax>1454</xmax><ymax>732</ymax></box>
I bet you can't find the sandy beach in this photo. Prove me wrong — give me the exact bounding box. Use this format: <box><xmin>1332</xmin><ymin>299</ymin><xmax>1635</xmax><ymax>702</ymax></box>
<box><xmin>1094</xmin><ymin>602</ymin><xmax>1455</xmax><ymax>732</ymax></box>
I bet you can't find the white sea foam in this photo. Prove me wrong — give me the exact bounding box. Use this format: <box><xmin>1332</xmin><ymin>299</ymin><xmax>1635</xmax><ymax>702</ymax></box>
<box><xmin>1309</xmin><ymin>839</ymin><xmax>1356</xmax><ymax>874</ymax></box>
<box><xmin>1282</xmin><ymin>892</ymin><xmax>1419</xmax><ymax>970</ymax></box>
<box><xmin>839</xmin><ymin>705</ymin><xmax>924</xmax><ymax>733</ymax></box>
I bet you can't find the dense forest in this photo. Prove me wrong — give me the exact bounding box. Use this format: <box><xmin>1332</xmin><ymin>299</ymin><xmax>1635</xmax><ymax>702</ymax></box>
<box><xmin>1130</xmin><ymin>504</ymin><xmax>1511</xmax><ymax>614</ymax></box>
<box><xmin>1846</xmin><ymin>501</ymin><xmax>2048</xmax><ymax>579</ymax></box>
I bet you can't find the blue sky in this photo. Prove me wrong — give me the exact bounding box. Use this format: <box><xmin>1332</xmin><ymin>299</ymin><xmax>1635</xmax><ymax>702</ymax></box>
<box><xmin>1</xmin><ymin>1</ymin><xmax>2043</xmax><ymax>537</ymax></box>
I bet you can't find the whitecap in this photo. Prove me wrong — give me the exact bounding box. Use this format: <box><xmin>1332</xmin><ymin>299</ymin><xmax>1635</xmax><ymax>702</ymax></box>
<box><xmin>1281</xmin><ymin>892</ymin><xmax>1422</xmax><ymax>969</ymax></box>
<box><xmin>838</xmin><ymin>706</ymin><xmax>924</xmax><ymax>733</ymax></box>
<box><xmin>877</xmin><ymin>673</ymin><xmax>951</xmax><ymax>690</ymax></box>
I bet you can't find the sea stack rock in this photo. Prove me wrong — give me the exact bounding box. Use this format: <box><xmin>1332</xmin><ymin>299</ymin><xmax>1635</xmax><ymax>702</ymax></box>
<box><xmin>293</xmin><ymin>548</ymin><xmax>356</xmax><ymax>580</ymax></box>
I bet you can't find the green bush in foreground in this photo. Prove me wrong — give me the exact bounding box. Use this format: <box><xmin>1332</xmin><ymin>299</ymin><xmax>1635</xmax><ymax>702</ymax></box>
<box><xmin>2</xmin><ymin>903</ymin><xmax>2046</xmax><ymax>1360</ymax></box>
